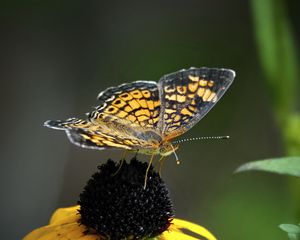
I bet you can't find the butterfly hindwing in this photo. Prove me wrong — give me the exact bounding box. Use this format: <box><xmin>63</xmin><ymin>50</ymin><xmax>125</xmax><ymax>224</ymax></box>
<box><xmin>44</xmin><ymin>118</ymin><xmax>160</xmax><ymax>151</ymax></box>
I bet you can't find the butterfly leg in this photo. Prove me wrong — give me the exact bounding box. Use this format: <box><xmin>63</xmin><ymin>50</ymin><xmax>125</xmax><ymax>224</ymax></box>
<box><xmin>143</xmin><ymin>154</ymin><xmax>155</xmax><ymax>189</ymax></box>
<box><xmin>158</xmin><ymin>155</ymin><xmax>166</xmax><ymax>177</ymax></box>
<box><xmin>113</xmin><ymin>150</ymin><xmax>128</xmax><ymax>176</ymax></box>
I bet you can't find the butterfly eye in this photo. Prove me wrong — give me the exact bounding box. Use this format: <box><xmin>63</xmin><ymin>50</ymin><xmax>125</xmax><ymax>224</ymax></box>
<box><xmin>159</xmin><ymin>144</ymin><xmax>170</xmax><ymax>154</ymax></box>
<box><xmin>159</xmin><ymin>146</ymin><xmax>166</xmax><ymax>153</ymax></box>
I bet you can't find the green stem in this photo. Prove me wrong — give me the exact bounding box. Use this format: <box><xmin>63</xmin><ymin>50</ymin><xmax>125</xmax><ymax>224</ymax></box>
<box><xmin>251</xmin><ymin>0</ymin><xmax>300</xmax><ymax>218</ymax></box>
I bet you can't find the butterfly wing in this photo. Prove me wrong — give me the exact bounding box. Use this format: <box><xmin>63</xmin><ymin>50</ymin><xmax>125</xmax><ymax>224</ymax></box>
<box><xmin>89</xmin><ymin>80</ymin><xmax>161</xmax><ymax>129</ymax></box>
<box><xmin>44</xmin><ymin>118</ymin><xmax>161</xmax><ymax>151</ymax></box>
<box><xmin>157</xmin><ymin>67</ymin><xmax>235</xmax><ymax>140</ymax></box>
<box><xmin>45</xmin><ymin>80</ymin><xmax>165</xmax><ymax>151</ymax></box>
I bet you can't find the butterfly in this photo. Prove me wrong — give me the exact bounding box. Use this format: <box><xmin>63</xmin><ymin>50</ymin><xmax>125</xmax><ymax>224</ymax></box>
<box><xmin>45</xmin><ymin>67</ymin><xmax>235</xmax><ymax>158</ymax></box>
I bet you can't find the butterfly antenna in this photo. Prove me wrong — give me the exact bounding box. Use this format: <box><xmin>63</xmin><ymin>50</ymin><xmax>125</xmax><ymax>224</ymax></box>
<box><xmin>170</xmin><ymin>144</ymin><xmax>180</xmax><ymax>165</ymax></box>
<box><xmin>172</xmin><ymin>135</ymin><xmax>230</xmax><ymax>144</ymax></box>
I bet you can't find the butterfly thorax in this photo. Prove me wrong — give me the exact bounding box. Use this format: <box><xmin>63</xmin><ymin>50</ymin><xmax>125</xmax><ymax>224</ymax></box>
<box><xmin>100</xmin><ymin>119</ymin><xmax>178</xmax><ymax>156</ymax></box>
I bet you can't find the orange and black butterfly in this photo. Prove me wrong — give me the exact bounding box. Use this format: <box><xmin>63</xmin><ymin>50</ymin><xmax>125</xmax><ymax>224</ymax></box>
<box><xmin>45</xmin><ymin>67</ymin><xmax>235</xmax><ymax>157</ymax></box>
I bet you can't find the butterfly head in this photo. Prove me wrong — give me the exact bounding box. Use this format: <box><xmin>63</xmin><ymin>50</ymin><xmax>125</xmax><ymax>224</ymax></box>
<box><xmin>159</xmin><ymin>142</ymin><xmax>179</xmax><ymax>156</ymax></box>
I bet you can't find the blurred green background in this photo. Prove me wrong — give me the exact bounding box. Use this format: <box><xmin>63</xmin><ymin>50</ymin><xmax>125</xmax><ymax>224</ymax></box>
<box><xmin>1</xmin><ymin>0</ymin><xmax>299</xmax><ymax>239</ymax></box>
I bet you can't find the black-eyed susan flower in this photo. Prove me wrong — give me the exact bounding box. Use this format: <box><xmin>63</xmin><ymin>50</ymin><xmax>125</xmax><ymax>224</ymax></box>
<box><xmin>24</xmin><ymin>158</ymin><xmax>217</xmax><ymax>240</ymax></box>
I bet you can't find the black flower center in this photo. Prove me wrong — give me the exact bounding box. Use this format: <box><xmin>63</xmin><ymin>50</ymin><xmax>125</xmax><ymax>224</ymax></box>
<box><xmin>78</xmin><ymin>158</ymin><xmax>174</xmax><ymax>240</ymax></box>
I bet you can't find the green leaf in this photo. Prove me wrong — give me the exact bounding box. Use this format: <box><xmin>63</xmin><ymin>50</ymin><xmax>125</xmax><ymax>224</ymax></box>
<box><xmin>235</xmin><ymin>157</ymin><xmax>300</xmax><ymax>177</ymax></box>
<box><xmin>279</xmin><ymin>224</ymin><xmax>300</xmax><ymax>240</ymax></box>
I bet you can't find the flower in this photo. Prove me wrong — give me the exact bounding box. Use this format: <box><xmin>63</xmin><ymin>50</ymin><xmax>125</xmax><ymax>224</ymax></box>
<box><xmin>23</xmin><ymin>158</ymin><xmax>217</xmax><ymax>240</ymax></box>
<box><xmin>23</xmin><ymin>206</ymin><xmax>216</xmax><ymax>240</ymax></box>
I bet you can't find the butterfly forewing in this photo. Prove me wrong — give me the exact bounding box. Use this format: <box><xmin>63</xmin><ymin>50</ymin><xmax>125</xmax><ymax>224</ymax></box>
<box><xmin>90</xmin><ymin>81</ymin><xmax>161</xmax><ymax>129</ymax></box>
<box><xmin>157</xmin><ymin>67</ymin><xmax>235</xmax><ymax>140</ymax></box>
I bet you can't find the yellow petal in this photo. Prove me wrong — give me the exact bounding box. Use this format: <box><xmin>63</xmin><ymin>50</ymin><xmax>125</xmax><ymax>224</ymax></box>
<box><xmin>23</xmin><ymin>206</ymin><xmax>103</xmax><ymax>240</ymax></box>
<box><xmin>23</xmin><ymin>221</ymin><xmax>101</xmax><ymax>240</ymax></box>
<box><xmin>164</xmin><ymin>218</ymin><xmax>217</xmax><ymax>240</ymax></box>
<box><xmin>49</xmin><ymin>206</ymin><xmax>80</xmax><ymax>224</ymax></box>
<box><xmin>161</xmin><ymin>230</ymin><xmax>200</xmax><ymax>240</ymax></box>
